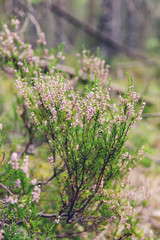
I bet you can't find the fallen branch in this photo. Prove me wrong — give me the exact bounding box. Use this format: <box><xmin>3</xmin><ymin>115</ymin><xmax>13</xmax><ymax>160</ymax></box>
<box><xmin>37</xmin><ymin>212</ymin><xmax>68</xmax><ymax>219</ymax></box>
<box><xmin>47</xmin><ymin>3</ymin><xmax>155</xmax><ymax>64</ymax></box>
<box><xmin>0</xmin><ymin>183</ymin><xmax>14</xmax><ymax>196</ymax></box>
<box><xmin>37</xmin><ymin>213</ymin><xmax>57</xmax><ymax>218</ymax></box>
<box><xmin>142</xmin><ymin>113</ymin><xmax>160</xmax><ymax>118</ymax></box>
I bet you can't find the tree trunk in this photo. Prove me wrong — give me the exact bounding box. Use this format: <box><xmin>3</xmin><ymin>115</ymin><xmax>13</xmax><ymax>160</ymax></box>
<box><xmin>99</xmin><ymin>0</ymin><xmax>112</xmax><ymax>36</ymax></box>
<box><xmin>88</xmin><ymin>0</ymin><xmax>95</xmax><ymax>25</ymax></box>
<box><xmin>125</xmin><ymin>0</ymin><xmax>139</xmax><ymax>49</ymax></box>
<box><xmin>56</xmin><ymin>0</ymin><xmax>64</xmax><ymax>45</ymax></box>
<box><xmin>99</xmin><ymin>0</ymin><xmax>122</xmax><ymax>57</ymax></box>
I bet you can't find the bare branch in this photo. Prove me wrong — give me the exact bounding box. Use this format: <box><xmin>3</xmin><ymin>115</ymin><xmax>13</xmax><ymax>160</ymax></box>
<box><xmin>28</xmin><ymin>12</ymin><xmax>42</xmax><ymax>37</ymax></box>
<box><xmin>37</xmin><ymin>213</ymin><xmax>57</xmax><ymax>218</ymax></box>
<box><xmin>38</xmin><ymin>165</ymin><xmax>65</xmax><ymax>186</ymax></box>
<box><xmin>142</xmin><ymin>113</ymin><xmax>160</xmax><ymax>118</ymax></box>
<box><xmin>47</xmin><ymin>2</ymin><xmax>154</xmax><ymax>64</ymax></box>
<box><xmin>0</xmin><ymin>183</ymin><xmax>14</xmax><ymax>196</ymax></box>
<box><xmin>19</xmin><ymin>17</ymin><xmax>29</xmax><ymax>37</ymax></box>
<box><xmin>37</xmin><ymin>212</ymin><xmax>67</xmax><ymax>219</ymax></box>
<box><xmin>18</xmin><ymin>0</ymin><xmax>42</xmax><ymax>37</ymax></box>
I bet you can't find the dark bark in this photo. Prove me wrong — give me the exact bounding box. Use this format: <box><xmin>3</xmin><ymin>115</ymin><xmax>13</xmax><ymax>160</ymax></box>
<box><xmin>99</xmin><ymin>0</ymin><xmax>122</xmax><ymax>56</ymax></box>
<box><xmin>99</xmin><ymin>0</ymin><xmax>114</xmax><ymax>56</ymax></box>
<box><xmin>88</xmin><ymin>0</ymin><xmax>95</xmax><ymax>24</ymax></box>
<box><xmin>125</xmin><ymin>0</ymin><xmax>139</xmax><ymax>49</ymax></box>
<box><xmin>99</xmin><ymin>0</ymin><xmax>113</xmax><ymax>35</ymax></box>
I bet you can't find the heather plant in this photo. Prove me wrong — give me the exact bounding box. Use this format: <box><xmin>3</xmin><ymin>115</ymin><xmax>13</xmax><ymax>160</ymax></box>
<box><xmin>0</xmin><ymin>19</ymin><xmax>65</xmax><ymax>153</ymax></box>
<box><xmin>0</xmin><ymin>125</ymin><xmax>43</xmax><ymax>239</ymax></box>
<box><xmin>0</xmin><ymin>20</ymin><xmax>156</xmax><ymax>239</ymax></box>
<box><xmin>0</xmin><ymin>19</ymin><xmax>65</xmax><ymax>76</ymax></box>
<box><xmin>15</xmin><ymin>66</ymin><xmax>146</xmax><ymax>228</ymax></box>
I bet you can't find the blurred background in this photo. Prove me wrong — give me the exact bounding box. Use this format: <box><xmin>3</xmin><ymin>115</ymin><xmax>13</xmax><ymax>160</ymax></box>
<box><xmin>1</xmin><ymin>0</ymin><xmax>160</xmax><ymax>91</ymax></box>
<box><xmin>1</xmin><ymin>0</ymin><xmax>160</xmax><ymax>56</ymax></box>
<box><xmin>1</xmin><ymin>0</ymin><xmax>160</xmax><ymax>235</ymax></box>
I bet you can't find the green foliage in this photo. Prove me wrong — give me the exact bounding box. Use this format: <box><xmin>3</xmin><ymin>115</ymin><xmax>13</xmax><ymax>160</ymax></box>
<box><xmin>141</xmin><ymin>157</ymin><xmax>153</xmax><ymax>168</ymax></box>
<box><xmin>145</xmin><ymin>37</ymin><xmax>160</xmax><ymax>53</ymax></box>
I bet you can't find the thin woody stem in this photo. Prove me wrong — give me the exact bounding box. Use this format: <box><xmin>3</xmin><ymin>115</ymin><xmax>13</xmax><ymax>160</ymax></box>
<box><xmin>0</xmin><ymin>183</ymin><xmax>14</xmax><ymax>196</ymax></box>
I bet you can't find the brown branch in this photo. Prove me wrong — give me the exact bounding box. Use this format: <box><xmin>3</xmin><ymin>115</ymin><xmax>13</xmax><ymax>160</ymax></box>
<box><xmin>37</xmin><ymin>213</ymin><xmax>57</xmax><ymax>218</ymax></box>
<box><xmin>37</xmin><ymin>212</ymin><xmax>68</xmax><ymax>219</ymax></box>
<box><xmin>117</xmin><ymin>233</ymin><xmax>132</xmax><ymax>240</ymax></box>
<box><xmin>47</xmin><ymin>3</ymin><xmax>155</xmax><ymax>64</ymax></box>
<box><xmin>0</xmin><ymin>183</ymin><xmax>14</xmax><ymax>196</ymax></box>
<box><xmin>38</xmin><ymin>165</ymin><xmax>65</xmax><ymax>186</ymax></box>
<box><xmin>67</xmin><ymin>187</ymin><xmax>79</xmax><ymax>223</ymax></box>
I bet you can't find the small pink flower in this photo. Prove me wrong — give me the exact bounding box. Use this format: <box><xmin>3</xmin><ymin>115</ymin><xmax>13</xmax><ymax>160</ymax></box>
<box><xmin>55</xmin><ymin>215</ymin><xmax>61</xmax><ymax>224</ymax></box>
<box><xmin>7</xmin><ymin>196</ymin><xmax>18</xmax><ymax>204</ymax></box>
<box><xmin>11</xmin><ymin>152</ymin><xmax>19</xmax><ymax>170</ymax></box>
<box><xmin>57</xmin><ymin>51</ymin><xmax>62</xmax><ymax>59</ymax></box>
<box><xmin>0</xmin><ymin>124</ymin><xmax>2</xmax><ymax>130</ymax></box>
<box><xmin>32</xmin><ymin>186</ymin><xmax>41</xmax><ymax>202</ymax></box>
<box><xmin>44</xmin><ymin>49</ymin><xmax>48</xmax><ymax>56</ymax></box>
<box><xmin>48</xmin><ymin>156</ymin><xmax>54</xmax><ymax>169</ymax></box>
<box><xmin>11</xmin><ymin>19</ymin><xmax>20</xmax><ymax>30</ymax></box>
<box><xmin>100</xmin><ymin>178</ymin><xmax>104</xmax><ymax>189</ymax></box>
<box><xmin>37</xmin><ymin>32</ymin><xmax>47</xmax><ymax>46</ymax></box>
<box><xmin>16</xmin><ymin>179</ymin><xmax>21</xmax><ymax>188</ymax></box>
<box><xmin>126</xmin><ymin>223</ymin><xmax>131</xmax><ymax>230</ymax></box>
<box><xmin>22</xmin><ymin>155</ymin><xmax>29</xmax><ymax>178</ymax></box>
<box><xmin>31</xmin><ymin>178</ymin><xmax>37</xmax><ymax>185</ymax></box>
<box><xmin>0</xmin><ymin>229</ymin><xmax>4</xmax><ymax>239</ymax></box>
<box><xmin>19</xmin><ymin>203</ymin><xmax>25</xmax><ymax>208</ymax></box>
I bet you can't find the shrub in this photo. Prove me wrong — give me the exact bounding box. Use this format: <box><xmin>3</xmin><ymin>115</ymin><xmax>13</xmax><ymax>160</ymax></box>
<box><xmin>0</xmin><ymin>20</ymin><xmax>155</xmax><ymax>239</ymax></box>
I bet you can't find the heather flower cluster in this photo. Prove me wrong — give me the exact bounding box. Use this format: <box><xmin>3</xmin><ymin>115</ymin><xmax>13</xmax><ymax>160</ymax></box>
<box><xmin>77</xmin><ymin>50</ymin><xmax>110</xmax><ymax>84</ymax></box>
<box><xmin>21</xmin><ymin>155</ymin><xmax>29</xmax><ymax>178</ymax></box>
<box><xmin>0</xmin><ymin>21</ymin><xmax>65</xmax><ymax>79</ymax></box>
<box><xmin>10</xmin><ymin>152</ymin><xmax>19</xmax><ymax>170</ymax></box>
<box><xmin>32</xmin><ymin>185</ymin><xmax>41</xmax><ymax>202</ymax></box>
<box><xmin>37</xmin><ymin>32</ymin><xmax>47</xmax><ymax>46</ymax></box>
<box><xmin>15</xmin><ymin>71</ymin><xmax>144</xmax><ymax>140</ymax></box>
<box><xmin>118</xmin><ymin>85</ymin><xmax>146</xmax><ymax>123</ymax></box>
<box><xmin>8</xmin><ymin>153</ymin><xmax>41</xmax><ymax>202</ymax></box>
<box><xmin>0</xmin><ymin>21</ymin><xmax>34</xmax><ymax>68</ymax></box>
<box><xmin>12</xmin><ymin>37</ymin><xmax>148</xmax><ymax>237</ymax></box>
